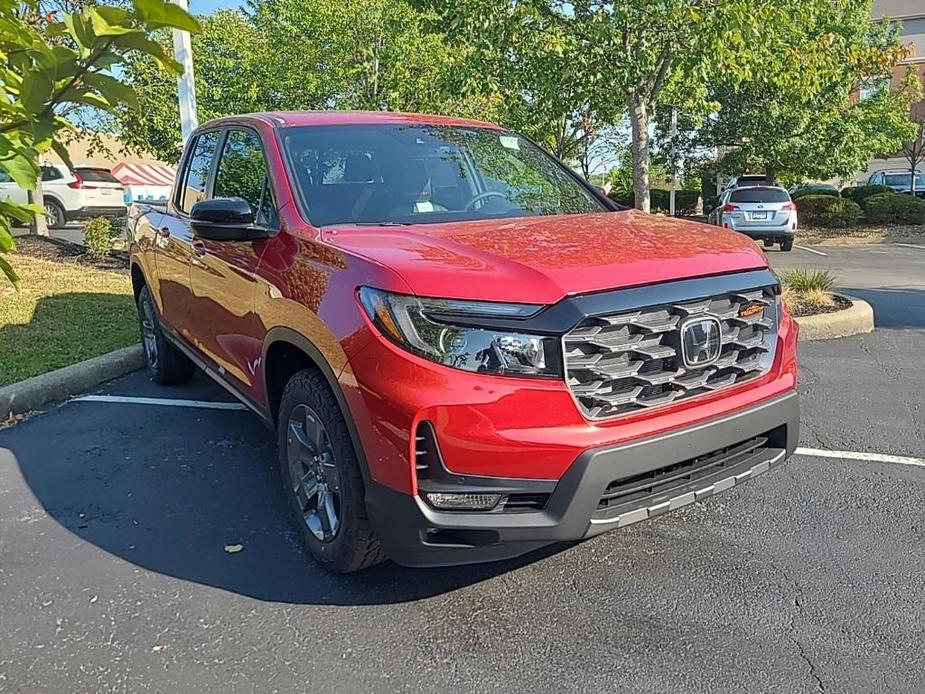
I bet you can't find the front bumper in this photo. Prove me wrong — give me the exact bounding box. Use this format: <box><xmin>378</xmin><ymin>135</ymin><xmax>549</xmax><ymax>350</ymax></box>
<box><xmin>366</xmin><ymin>391</ymin><xmax>799</xmax><ymax>567</ymax></box>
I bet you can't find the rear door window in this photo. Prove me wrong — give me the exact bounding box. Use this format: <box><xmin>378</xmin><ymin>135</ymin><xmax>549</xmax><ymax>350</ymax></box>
<box><xmin>729</xmin><ymin>188</ymin><xmax>790</xmax><ymax>203</ymax></box>
<box><xmin>41</xmin><ymin>166</ymin><xmax>63</xmax><ymax>182</ymax></box>
<box><xmin>180</xmin><ymin>132</ymin><xmax>220</xmax><ymax>214</ymax></box>
<box><xmin>75</xmin><ymin>168</ymin><xmax>120</xmax><ymax>183</ymax></box>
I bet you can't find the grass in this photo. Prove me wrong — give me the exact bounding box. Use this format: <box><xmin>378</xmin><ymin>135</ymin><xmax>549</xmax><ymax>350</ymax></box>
<box><xmin>779</xmin><ymin>268</ymin><xmax>839</xmax><ymax>316</ymax></box>
<box><xmin>0</xmin><ymin>255</ymin><xmax>137</xmax><ymax>387</ymax></box>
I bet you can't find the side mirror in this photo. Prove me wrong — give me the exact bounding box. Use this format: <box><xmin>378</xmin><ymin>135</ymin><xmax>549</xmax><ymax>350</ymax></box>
<box><xmin>190</xmin><ymin>197</ymin><xmax>274</xmax><ymax>241</ymax></box>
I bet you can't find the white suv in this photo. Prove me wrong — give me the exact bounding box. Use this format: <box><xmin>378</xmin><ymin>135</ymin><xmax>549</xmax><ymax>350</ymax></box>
<box><xmin>0</xmin><ymin>163</ymin><xmax>127</xmax><ymax>228</ymax></box>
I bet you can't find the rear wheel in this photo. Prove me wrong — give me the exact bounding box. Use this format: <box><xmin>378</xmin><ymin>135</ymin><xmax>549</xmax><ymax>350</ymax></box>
<box><xmin>780</xmin><ymin>238</ymin><xmax>794</xmax><ymax>252</ymax></box>
<box><xmin>136</xmin><ymin>286</ymin><xmax>195</xmax><ymax>385</ymax></box>
<box><xmin>44</xmin><ymin>199</ymin><xmax>66</xmax><ymax>229</ymax></box>
<box><xmin>278</xmin><ymin>369</ymin><xmax>384</xmax><ymax>573</ymax></box>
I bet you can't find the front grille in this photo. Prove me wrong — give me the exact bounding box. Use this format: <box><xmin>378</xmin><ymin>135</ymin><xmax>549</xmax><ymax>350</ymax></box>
<box><xmin>597</xmin><ymin>435</ymin><xmax>769</xmax><ymax>511</ymax></box>
<box><xmin>563</xmin><ymin>283</ymin><xmax>778</xmax><ymax>419</ymax></box>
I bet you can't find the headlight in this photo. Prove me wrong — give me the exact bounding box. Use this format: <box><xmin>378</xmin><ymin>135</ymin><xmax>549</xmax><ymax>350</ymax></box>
<box><xmin>358</xmin><ymin>287</ymin><xmax>559</xmax><ymax>378</ymax></box>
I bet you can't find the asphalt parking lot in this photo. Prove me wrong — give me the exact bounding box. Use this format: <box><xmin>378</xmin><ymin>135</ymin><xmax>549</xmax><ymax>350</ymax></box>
<box><xmin>1</xmin><ymin>244</ymin><xmax>924</xmax><ymax>693</ymax></box>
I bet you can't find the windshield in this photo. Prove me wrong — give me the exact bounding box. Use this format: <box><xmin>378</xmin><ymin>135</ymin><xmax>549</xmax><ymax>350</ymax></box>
<box><xmin>730</xmin><ymin>188</ymin><xmax>790</xmax><ymax>203</ymax></box>
<box><xmin>884</xmin><ymin>172</ymin><xmax>925</xmax><ymax>187</ymax></box>
<box><xmin>281</xmin><ymin>124</ymin><xmax>606</xmax><ymax>227</ymax></box>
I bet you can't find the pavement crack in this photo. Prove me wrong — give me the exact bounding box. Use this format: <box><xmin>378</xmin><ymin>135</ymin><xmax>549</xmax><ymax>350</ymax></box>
<box><xmin>787</xmin><ymin>587</ymin><xmax>827</xmax><ymax>693</ymax></box>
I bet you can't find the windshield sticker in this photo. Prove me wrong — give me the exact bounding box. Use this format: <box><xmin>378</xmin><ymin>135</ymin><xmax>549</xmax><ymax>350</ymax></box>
<box><xmin>499</xmin><ymin>135</ymin><xmax>520</xmax><ymax>150</ymax></box>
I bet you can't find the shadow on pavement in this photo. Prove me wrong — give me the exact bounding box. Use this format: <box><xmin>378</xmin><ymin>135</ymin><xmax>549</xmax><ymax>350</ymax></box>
<box><xmin>842</xmin><ymin>286</ymin><xmax>925</xmax><ymax>329</ymax></box>
<box><xmin>3</xmin><ymin>394</ymin><xmax>570</xmax><ymax>606</ymax></box>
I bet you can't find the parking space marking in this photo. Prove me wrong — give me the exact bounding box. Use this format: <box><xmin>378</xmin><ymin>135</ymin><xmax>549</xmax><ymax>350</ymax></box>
<box><xmin>895</xmin><ymin>243</ymin><xmax>925</xmax><ymax>251</ymax></box>
<box><xmin>794</xmin><ymin>245</ymin><xmax>828</xmax><ymax>256</ymax></box>
<box><xmin>74</xmin><ymin>395</ymin><xmax>248</xmax><ymax>410</ymax></box>
<box><xmin>796</xmin><ymin>446</ymin><xmax>925</xmax><ymax>469</ymax></box>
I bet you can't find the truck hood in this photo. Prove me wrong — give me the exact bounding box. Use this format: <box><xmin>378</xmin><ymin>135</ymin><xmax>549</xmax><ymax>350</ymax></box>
<box><xmin>323</xmin><ymin>211</ymin><xmax>769</xmax><ymax>304</ymax></box>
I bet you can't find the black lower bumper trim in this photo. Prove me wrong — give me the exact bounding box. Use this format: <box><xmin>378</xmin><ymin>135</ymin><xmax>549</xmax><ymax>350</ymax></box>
<box><xmin>365</xmin><ymin>392</ymin><xmax>800</xmax><ymax>567</ymax></box>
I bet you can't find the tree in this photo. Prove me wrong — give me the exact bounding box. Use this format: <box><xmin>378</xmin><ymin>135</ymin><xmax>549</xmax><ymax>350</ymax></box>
<box><xmin>0</xmin><ymin>0</ymin><xmax>200</xmax><ymax>285</ymax></box>
<box><xmin>692</xmin><ymin>0</ymin><xmax>919</xmax><ymax>185</ymax></box>
<box><xmin>900</xmin><ymin>115</ymin><xmax>925</xmax><ymax>192</ymax></box>
<box><xmin>118</xmin><ymin>0</ymin><xmax>471</xmax><ymax>162</ymax></box>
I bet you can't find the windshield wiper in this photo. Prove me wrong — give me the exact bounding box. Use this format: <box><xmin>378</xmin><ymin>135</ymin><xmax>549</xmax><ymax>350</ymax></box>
<box><xmin>327</xmin><ymin>221</ymin><xmax>413</xmax><ymax>228</ymax></box>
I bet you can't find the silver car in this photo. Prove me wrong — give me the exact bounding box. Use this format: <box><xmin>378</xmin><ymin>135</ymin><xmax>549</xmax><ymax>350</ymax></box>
<box><xmin>707</xmin><ymin>185</ymin><xmax>797</xmax><ymax>252</ymax></box>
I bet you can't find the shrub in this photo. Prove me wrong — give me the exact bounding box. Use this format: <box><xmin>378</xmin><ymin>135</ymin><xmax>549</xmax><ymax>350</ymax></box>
<box><xmin>649</xmin><ymin>188</ymin><xmax>700</xmax><ymax>215</ymax></box>
<box><xmin>795</xmin><ymin>194</ymin><xmax>861</xmax><ymax>228</ymax></box>
<box><xmin>841</xmin><ymin>184</ymin><xmax>894</xmax><ymax>208</ymax></box>
<box><xmin>83</xmin><ymin>217</ymin><xmax>114</xmax><ymax>260</ymax></box>
<box><xmin>863</xmin><ymin>192</ymin><xmax>925</xmax><ymax>225</ymax></box>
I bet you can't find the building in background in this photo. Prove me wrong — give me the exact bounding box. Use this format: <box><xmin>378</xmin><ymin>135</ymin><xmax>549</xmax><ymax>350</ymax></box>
<box><xmin>858</xmin><ymin>0</ymin><xmax>925</xmax><ymax>183</ymax></box>
<box><xmin>42</xmin><ymin>132</ymin><xmax>175</xmax><ymax>203</ymax></box>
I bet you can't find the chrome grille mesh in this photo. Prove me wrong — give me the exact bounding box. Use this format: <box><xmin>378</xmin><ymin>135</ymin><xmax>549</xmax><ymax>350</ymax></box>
<box><xmin>564</xmin><ymin>285</ymin><xmax>778</xmax><ymax>419</ymax></box>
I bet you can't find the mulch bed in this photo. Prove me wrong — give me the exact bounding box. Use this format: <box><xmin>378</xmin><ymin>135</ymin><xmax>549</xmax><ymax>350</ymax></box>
<box><xmin>13</xmin><ymin>235</ymin><xmax>128</xmax><ymax>274</ymax></box>
<box><xmin>798</xmin><ymin>223</ymin><xmax>925</xmax><ymax>244</ymax></box>
<box><xmin>788</xmin><ymin>293</ymin><xmax>851</xmax><ymax>318</ymax></box>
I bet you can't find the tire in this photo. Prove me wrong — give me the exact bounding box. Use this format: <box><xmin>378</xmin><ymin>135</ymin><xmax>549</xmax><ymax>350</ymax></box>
<box><xmin>136</xmin><ymin>285</ymin><xmax>195</xmax><ymax>385</ymax></box>
<box><xmin>780</xmin><ymin>238</ymin><xmax>794</xmax><ymax>252</ymax></box>
<box><xmin>44</xmin><ymin>198</ymin><xmax>66</xmax><ymax>229</ymax></box>
<box><xmin>278</xmin><ymin>369</ymin><xmax>384</xmax><ymax>573</ymax></box>
<box><xmin>763</xmin><ymin>240</ymin><xmax>774</xmax><ymax>248</ymax></box>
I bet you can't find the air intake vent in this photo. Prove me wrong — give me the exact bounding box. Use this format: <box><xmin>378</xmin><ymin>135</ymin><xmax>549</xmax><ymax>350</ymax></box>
<box><xmin>414</xmin><ymin>421</ymin><xmax>441</xmax><ymax>478</ymax></box>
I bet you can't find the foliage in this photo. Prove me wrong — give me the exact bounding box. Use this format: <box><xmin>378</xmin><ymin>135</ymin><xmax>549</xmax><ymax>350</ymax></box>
<box><xmin>83</xmin><ymin>216</ymin><xmax>114</xmax><ymax>259</ymax></box>
<box><xmin>780</xmin><ymin>268</ymin><xmax>837</xmax><ymax>293</ymax></box>
<box><xmin>0</xmin><ymin>0</ymin><xmax>200</xmax><ymax>285</ymax></box>
<box><xmin>841</xmin><ymin>184</ymin><xmax>895</xmax><ymax>207</ymax></box>
<box><xmin>796</xmin><ymin>194</ymin><xmax>861</xmax><ymax>228</ymax></box>
<box><xmin>697</xmin><ymin>1</ymin><xmax>919</xmax><ymax>183</ymax></box>
<box><xmin>119</xmin><ymin>0</ymin><xmax>477</xmax><ymax>162</ymax></box>
<box><xmin>864</xmin><ymin>192</ymin><xmax>925</xmax><ymax>225</ymax></box>
<box><xmin>0</xmin><ymin>254</ymin><xmax>135</xmax><ymax>386</ymax></box>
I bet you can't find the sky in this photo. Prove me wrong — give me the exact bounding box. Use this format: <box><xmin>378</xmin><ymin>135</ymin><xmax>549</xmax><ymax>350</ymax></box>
<box><xmin>189</xmin><ymin>0</ymin><xmax>243</xmax><ymax>15</ymax></box>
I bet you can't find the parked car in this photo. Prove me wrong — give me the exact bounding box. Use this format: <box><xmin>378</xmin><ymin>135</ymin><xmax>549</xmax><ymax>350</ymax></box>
<box><xmin>721</xmin><ymin>174</ymin><xmax>767</xmax><ymax>191</ymax></box>
<box><xmin>866</xmin><ymin>169</ymin><xmax>925</xmax><ymax>196</ymax></box>
<box><xmin>128</xmin><ymin>112</ymin><xmax>800</xmax><ymax>573</ymax></box>
<box><xmin>790</xmin><ymin>182</ymin><xmax>839</xmax><ymax>197</ymax></box>
<box><xmin>708</xmin><ymin>185</ymin><xmax>797</xmax><ymax>251</ymax></box>
<box><xmin>0</xmin><ymin>163</ymin><xmax>127</xmax><ymax>229</ymax></box>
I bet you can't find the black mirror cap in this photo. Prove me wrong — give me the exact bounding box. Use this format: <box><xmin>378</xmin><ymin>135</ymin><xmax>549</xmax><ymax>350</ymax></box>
<box><xmin>189</xmin><ymin>197</ymin><xmax>275</xmax><ymax>241</ymax></box>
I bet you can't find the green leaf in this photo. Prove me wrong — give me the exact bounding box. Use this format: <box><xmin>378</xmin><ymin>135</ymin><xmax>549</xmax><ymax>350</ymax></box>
<box><xmin>134</xmin><ymin>0</ymin><xmax>202</xmax><ymax>33</ymax></box>
<box><xmin>51</xmin><ymin>139</ymin><xmax>74</xmax><ymax>171</ymax></box>
<box><xmin>84</xmin><ymin>71</ymin><xmax>139</xmax><ymax>111</ymax></box>
<box><xmin>20</xmin><ymin>70</ymin><xmax>54</xmax><ymax>111</ymax></box>
<box><xmin>0</xmin><ymin>139</ymin><xmax>39</xmax><ymax>190</ymax></box>
<box><xmin>0</xmin><ymin>253</ymin><xmax>18</xmax><ymax>288</ymax></box>
<box><xmin>0</xmin><ymin>199</ymin><xmax>43</xmax><ymax>225</ymax></box>
<box><xmin>62</xmin><ymin>13</ymin><xmax>95</xmax><ymax>51</ymax></box>
<box><xmin>114</xmin><ymin>32</ymin><xmax>183</xmax><ymax>74</ymax></box>
<box><xmin>90</xmin><ymin>7</ymin><xmax>137</xmax><ymax>36</ymax></box>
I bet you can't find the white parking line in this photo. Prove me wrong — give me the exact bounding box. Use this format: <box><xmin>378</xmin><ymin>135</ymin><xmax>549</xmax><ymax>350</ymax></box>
<box><xmin>895</xmin><ymin>243</ymin><xmax>925</xmax><ymax>251</ymax></box>
<box><xmin>794</xmin><ymin>245</ymin><xmax>828</xmax><ymax>256</ymax></box>
<box><xmin>796</xmin><ymin>446</ymin><xmax>925</xmax><ymax>469</ymax></box>
<box><xmin>74</xmin><ymin>395</ymin><xmax>248</xmax><ymax>410</ymax></box>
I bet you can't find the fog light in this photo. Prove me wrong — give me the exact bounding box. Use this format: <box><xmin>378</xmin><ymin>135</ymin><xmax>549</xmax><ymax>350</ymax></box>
<box><xmin>423</xmin><ymin>492</ymin><xmax>502</xmax><ymax>511</ymax></box>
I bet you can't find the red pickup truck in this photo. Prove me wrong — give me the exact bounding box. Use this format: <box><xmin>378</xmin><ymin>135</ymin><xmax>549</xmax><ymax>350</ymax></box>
<box><xmin>129</xmin><ymin>111</ymin><xmax>799</xmax><ymax>573</ymax></box>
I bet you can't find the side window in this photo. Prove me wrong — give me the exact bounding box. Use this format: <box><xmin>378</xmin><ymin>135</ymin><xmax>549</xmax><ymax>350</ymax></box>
<box><xmin>181</xmin><ymin>131</ymin><xmax>219</xmax><ymax>214</ymax></box>
<box><xmin>0</xmin><ymin>169</ymin><xmax>10</xmax><ymax>183</ymax></box>
<box><xmin>41</xmin><ymin>166</ymin><xmax>62</xmax><ymax>182</ymax></box>
<box><xmin>214</xmin><ymin>129</ymin><xmax>276</xmax><ymax>226</ymax></box>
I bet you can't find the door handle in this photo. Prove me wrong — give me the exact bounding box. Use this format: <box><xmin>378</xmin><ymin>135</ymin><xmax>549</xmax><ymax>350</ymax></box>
<box><xmin>156</xmin><ymin>226</ymin><xmax>170</xmax><ymax>238</ymax></box>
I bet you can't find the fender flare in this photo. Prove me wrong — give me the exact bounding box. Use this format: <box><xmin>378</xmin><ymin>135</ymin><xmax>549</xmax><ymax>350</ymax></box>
<box><xmin>261</xmin><ymin>326</ymin><xmax>372</xmax><ymax>481</ymax></box>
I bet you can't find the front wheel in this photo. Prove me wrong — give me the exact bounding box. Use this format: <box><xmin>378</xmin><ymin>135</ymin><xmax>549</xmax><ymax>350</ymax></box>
<box><xmin>278</xmin><ymin>369</ymin><xmax>384</xmax><ymax>573</ymax></box>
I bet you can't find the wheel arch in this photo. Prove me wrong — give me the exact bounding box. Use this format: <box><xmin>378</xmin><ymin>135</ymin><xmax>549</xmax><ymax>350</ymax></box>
<box><xmin>262</xmin><ymin>327</ymin><xmax>370</xmax><ymax>480</ymax></box>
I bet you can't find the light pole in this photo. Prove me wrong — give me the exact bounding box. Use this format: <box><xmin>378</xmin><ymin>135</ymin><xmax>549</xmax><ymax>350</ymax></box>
<box><xmin>172</xmin><ymin>0</ymin><xmax>198</xmax><ymax>142</ymax></box>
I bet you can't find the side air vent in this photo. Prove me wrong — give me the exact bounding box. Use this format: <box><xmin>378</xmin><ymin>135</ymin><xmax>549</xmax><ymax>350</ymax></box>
<box><xmin>414</xmin><ymin>421</ymin><xmax>441</xmax><ymax>478</ymax></box>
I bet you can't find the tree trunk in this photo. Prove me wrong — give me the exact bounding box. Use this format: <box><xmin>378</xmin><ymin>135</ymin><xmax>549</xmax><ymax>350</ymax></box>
<box><xmin>764</xmin><ymin>165</ymin><xmax>777</xmax><ymax>186</ymax></box>
<box><xmin>628</xmin><ymin>94</ymin><xmax>650</xmax><ymax>213</ymax></box>
<box><xmin>28</xmin><ymin>175</ymin><xmax>49</xmax><ymax>237</ymax></box>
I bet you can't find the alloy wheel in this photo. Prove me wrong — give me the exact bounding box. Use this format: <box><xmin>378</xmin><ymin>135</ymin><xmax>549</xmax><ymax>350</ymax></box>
<box><xmin>287</xmin><ymin>404</ymin><xmax>341</xmax><ymax>542</ymax></box>
<box><xmin>139</xmin><ymin>295</ymin><xmax>159</xmax><ymax>369</ymax></box>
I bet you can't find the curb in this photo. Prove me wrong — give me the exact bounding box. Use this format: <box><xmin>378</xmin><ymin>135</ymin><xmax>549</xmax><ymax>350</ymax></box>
<box><xmin>0</xmin><ymin>345</ymin><xmax>144</xmax><ymax>417</ymax></box>
<box><xmin>795</xmin><ymin>295</ymin><xmax>874</xmax><ymax>341</ymax></box>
